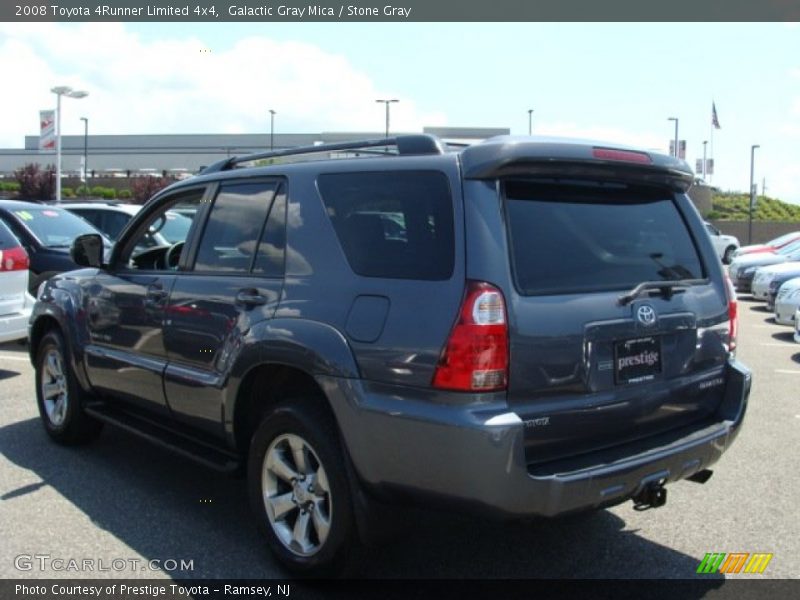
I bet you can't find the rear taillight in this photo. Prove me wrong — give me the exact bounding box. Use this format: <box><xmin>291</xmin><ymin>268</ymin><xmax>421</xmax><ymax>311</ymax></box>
<box><xmin>0</xmin><ymin>246</ymin><xmax>29</xmax><ymax>272</ymax></box>
<box><xmin>432</xmin><ymin>281</ymin><xmax>509</xmax><ymax>392</ymax></box>
<box><xmin>724</xmin><ymin>274</ymin><xmax>738</xmax><ymax>353</ymax></box>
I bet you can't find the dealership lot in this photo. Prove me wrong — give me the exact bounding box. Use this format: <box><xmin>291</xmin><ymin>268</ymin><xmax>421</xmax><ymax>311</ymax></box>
<box><xmin>0</xmin><ymin>297</ymin><xmax>798</xmax><ymax>579</ymax></box>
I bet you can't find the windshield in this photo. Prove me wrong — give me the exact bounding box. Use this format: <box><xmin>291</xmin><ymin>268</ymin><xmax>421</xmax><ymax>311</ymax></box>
<box><xmin>159</xmin><ymin>211</ymin><xmax>193</xmax><ymax>244</ymax></box>
<box><xmin>776</xmin><ymin>240</ymin><xmax>800</xmax><ymax>255</ymax></box>
<box><xmin>12</xmin><ymin>207</ymin><xmax>107</xmax><ymax>248</ymax></box>
<box><xmin>504</xmin><ymin>181</ymin><xmax>704</xmax><ymax>295</ymax></box>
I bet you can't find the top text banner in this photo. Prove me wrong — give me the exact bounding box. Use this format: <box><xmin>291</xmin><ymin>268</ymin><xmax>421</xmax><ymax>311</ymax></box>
<box><xmin>5</xmin><ymin>0</ymin><xmax>800</xmax><ymax>21</ymax></box>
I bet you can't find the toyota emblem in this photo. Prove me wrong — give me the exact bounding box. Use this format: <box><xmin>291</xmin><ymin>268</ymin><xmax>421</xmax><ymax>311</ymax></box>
<box><xmin>636</xmin><ymin>305</ymin><xmax>657</xmax><ymax>327</ymax></box>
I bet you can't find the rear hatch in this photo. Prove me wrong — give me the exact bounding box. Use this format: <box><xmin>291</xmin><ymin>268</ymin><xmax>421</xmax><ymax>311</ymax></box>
<box><xmin>461</xmin><ymin>141</ymin><xmax>733</xmax><ymax>470</ymax></box>
<box><xmin>0</xmin><ymin>221</ymin><xmax>28</xmax><ymax>316</ymax></box>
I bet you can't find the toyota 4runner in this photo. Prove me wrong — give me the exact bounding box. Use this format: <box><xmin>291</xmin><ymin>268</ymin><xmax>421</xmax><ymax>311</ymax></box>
<box><xmin>29</xmin><ymin>135</ymin><xmax>751</xmax><ymax>574</ymax></box>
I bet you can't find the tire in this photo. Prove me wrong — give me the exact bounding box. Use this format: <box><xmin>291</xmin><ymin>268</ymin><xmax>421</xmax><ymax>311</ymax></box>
<box><xmin>34</xmin><ymin>330</ymin><xmax>103</xmax><ymax>445</ymax></box>
<box><xmin>247</xmin><ymin>398</ymin><xmax>357</xmax><ymax>576</ymax></box>
<box><xmin>723</xmin><ymin>246</ymin><xmax>736</xmax><ymax>265</ymax></box>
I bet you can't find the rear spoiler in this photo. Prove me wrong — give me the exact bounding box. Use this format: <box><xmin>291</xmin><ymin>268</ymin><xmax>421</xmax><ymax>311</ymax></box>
<box><xmin>460</xmin><ymin>137</ymin><xmax>695</xmax><ymax>192</ymax></box>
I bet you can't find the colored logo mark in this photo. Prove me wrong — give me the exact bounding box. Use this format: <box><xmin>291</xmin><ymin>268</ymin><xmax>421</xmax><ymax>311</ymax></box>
<box><xmin>696</xmin><ymin>552</ymin><xmax>773</xmax><ymax>574</ymax></box>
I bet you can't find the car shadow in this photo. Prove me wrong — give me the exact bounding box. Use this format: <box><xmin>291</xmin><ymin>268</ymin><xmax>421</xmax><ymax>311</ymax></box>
<box><xmin>0</xmin><ymin>369</ymin><xmax>20</xmax><ymax>381</ymax></box>
<box><xmin>0</xmin><ymin>417</ymin><xmax>724</xmax><ymax>584</ymax></box>
<box><xmin>792</xmin><ymin>353</ymin><xmax>800</xmax><ymax>365</ymax></box>
<box><xmin>771</xmin><ymin>331</ymin><xmax>795</xmax><ymax>343</ymax></box>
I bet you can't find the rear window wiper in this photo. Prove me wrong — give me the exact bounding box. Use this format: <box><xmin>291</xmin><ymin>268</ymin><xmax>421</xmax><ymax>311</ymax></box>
<box><xmin>618</xmin><ymin>279</ymin><xmax>705</xmax><ymax>306</ymax></box>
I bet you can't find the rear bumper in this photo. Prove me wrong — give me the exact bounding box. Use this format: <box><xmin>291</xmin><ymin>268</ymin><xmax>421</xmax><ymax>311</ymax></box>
<box><xmin>324</xmin><ymin>359</ymin><xmax>751</xmax><ymax>518</ymax></box>
<box><xmin>0</xmin><ymin>298</ymin><xmax>33</xmax><ymax>344</ymax></box>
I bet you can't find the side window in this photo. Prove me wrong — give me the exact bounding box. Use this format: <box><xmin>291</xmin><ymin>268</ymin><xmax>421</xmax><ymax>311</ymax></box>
<box><xmin>317</xmin><ymin>171</ymin><xmax>454</xmax><ymax>280</ymax></box>
<box><xmin>103</xmin><ymin>211</ymin><xmax>131</xmax><ymax>240</ymax></box>
<box><xmin>122</xmin><ymin>189</ymin><xmax>206</xmax><ymax>271</ymax></box>
<box><xmin>252</xmin><ymin>187</ymin><xmax>286</xmax><ymax>277</ymax></box>
<box><xmin>193</xmin><ymin>182</ymin><xmax>278</xmax><ymax>273</ymax></box>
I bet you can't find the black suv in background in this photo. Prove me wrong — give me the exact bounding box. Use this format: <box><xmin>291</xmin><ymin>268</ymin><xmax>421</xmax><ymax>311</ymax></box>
<box><xmin>29</xmin><ymin>135</ymin><xmax>751</xmax><ymax>574</ymax></box>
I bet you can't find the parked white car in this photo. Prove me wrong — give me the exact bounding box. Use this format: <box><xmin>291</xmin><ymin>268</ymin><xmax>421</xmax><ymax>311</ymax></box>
<box><xmin>704</xmin><ymin>222</ymin><xmax>739</xmax><ymax>264</ymax></box>
<box><xmin>751</xmin><ymin>262</ymin><xmax>800</xmax><ymax>301</ymax></box>
<box><xmin>774</xmin><ymin>277</ymin><xmax>800</xmax><ymax>326</ymax></box>
<box><xmin>0</xmin><ymin>219</ymin><xmax>34</xmax><ymax>343</ymax></box>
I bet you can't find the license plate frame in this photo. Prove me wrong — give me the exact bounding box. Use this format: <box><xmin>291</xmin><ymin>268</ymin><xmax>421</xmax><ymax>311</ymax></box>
<box><xmin>614</xmin><ymin>336</ymin><xmax>662</xmax><ymax>385</ymax></box>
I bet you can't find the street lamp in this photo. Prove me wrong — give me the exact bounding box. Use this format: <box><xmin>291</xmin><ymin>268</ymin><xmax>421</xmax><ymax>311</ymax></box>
<box><xmin>528</xmin><ymin>109</ymin><xmax>534</xmax><ymax>135</ymax></box>
<box><xmin>51</xmin><ymin>86</ymin><xmax>88</xmax><ymax>203</ymax></box>
<box><xmin>667</xmin><ymin>117</ymin><xmax>679</xmax><ymax>158</ymax></box>
<box><xmin>375</xmin><ymin>99</ymin><xmax>399</xmax><ymax>138</ymax></box>
<box><xmin>748</xmin><ymin>144</ymin><xmax>760</xmax><ymax>245</ymax></box>
<box><xmin>269</xmin><ymin>109</ymin><xmax>276</xmax><ymax>151</ymax></box>
<box><xmin>702</xmin><ymin>140</ymin><xmax>708</xmax><ymax>180</ymax></box>
<box><xmin>80</xmin><ymin>117</ymin><xmax>88</xmax><ymax>196</ymax></box>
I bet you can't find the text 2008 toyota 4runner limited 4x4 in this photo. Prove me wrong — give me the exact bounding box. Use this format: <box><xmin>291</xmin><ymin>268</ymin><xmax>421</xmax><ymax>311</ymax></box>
<box><xmin>29</xmin><ymin>135</ymin><xmax>751</xmax><ymax>574</ymax></box>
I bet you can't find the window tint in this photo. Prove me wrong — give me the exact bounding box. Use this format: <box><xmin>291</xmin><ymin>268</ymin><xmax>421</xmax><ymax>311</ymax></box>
<box><xmin>318</xmin><ymin>171</ymin><xmax>454</xmax><ymax>280</ymax></box>
<box><xmin>194</xmin><ymin>182</ymin><xmax>277</xmax><ymax>273</ymax></box>
<box><xmin>103</xmin><ymin>211</ymin><xmax>131</xmax><ymax>240</ymax></box>
<box><xmin>504</xmin><ymin>182</ymin><xmax>704</xmax><ymax>296</ymax></box>
<box><xmin>252</xmin><ymin>187</ymin><xmax>286</xmax><ymax>277</ymax></box>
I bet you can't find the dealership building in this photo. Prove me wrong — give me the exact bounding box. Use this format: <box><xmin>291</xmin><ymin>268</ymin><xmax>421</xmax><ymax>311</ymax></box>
<box><xmin>0</xmin><ymin>127</ymin><xmax>510</xmax><ymax>178</ymax></box>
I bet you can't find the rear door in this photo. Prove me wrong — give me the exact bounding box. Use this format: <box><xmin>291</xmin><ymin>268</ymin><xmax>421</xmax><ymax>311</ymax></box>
<box><xmin>163</xmin><ymin>180</ymin><xmax>285</xmax><ymax>436</ymax></box>
<box><xmin>498</xmin><ymin>180</ymin><xmax>730</xmax><ymax>467</ymax></box>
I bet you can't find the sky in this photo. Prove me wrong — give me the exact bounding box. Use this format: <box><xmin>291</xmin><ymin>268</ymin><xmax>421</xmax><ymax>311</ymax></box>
<box><xmin>0</xmin><ymin>22</ymin><xmax>798</xmax><ymax>202</ymax></box>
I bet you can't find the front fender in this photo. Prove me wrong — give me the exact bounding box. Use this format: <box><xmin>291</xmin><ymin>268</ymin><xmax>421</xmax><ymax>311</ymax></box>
<box><xmin>29</xmin><ymin>270</ymin><xmax>98</xmax><ymax>392</ymax></box>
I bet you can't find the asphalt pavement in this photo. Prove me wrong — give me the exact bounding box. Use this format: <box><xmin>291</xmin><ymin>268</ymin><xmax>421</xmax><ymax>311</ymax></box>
<box><xmin>0</xmin><ymin>297</ymin><xmax>798</xmax><ymax>579</ymax></box>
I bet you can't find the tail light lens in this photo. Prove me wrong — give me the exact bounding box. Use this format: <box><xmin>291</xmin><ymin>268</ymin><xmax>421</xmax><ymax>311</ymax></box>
<box><xmin>0</xmin><ymin>246</ymin><xmax>29</xmax><ymax>272</ymax></box>
<box><xmin>724</xmin><ymin>273</ymin><xmax>738</xmax><ymax>353</ymax></box>
<box><xmin>432</xmin><ymin>281</ymin><xmax>509</xmax><ymax>392</ymax></box>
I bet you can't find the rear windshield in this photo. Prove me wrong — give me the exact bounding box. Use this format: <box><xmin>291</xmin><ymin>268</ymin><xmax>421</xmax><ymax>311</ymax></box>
<box><xmin>504</xmin><ymin>181</ymin><xmax>704</xmax><ymax>296</ymax></box>
<box><xmin>11</xmin><ymin>207</ymin><xmax>102</xmax><ymax>248</ymax></box>
<box><xmin>0</xmin><ymin>220</ymin><xmax>19</xmax><ymax>249</ymax></box>
<box><xmin>318</xmin><ymin>171</ymin><xmax>454</xmax><ymax>280</ymax></box>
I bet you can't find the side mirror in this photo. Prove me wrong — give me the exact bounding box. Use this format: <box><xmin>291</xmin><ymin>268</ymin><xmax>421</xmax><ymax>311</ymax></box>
<box><xmin>71</xmin><ymin>234</ymin><xmax>104</xmax><ymax>268</ymax></box>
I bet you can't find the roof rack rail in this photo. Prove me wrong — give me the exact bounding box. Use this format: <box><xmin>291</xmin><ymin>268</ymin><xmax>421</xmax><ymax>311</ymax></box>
<box><xmin>200</xmin><ymin>134</ymin><xmax>447</xmax><ymax>175</ymax></box>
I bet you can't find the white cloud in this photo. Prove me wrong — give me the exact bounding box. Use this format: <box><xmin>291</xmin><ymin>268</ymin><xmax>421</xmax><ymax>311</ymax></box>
<box><xmin>0</xmin><ymin>23</ymin><xmax>446</xmax><ymax>146</ymax></box>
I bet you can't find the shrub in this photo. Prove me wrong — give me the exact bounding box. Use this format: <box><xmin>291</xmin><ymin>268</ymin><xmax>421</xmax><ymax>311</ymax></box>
<box><xmin>61</xmin><ymin>187</ymin><xmax>75</xmax><ymax>198</ymax></box>
<box><xmin>0</xmin><ymin>181</ymin><xmax>21</xmax><ymax>192</ymax></box>
<box><xmin>131</xmin><ymin>176</ymin><xmax>171</xmax><ymax>204</ymax></box>
<box><xmin>75</xmin><ymin>185</ymin><xmax>91</xmax><ymax>197</ymax></box>
<box><xmin>118</xmin><ymin>189</ymin><xmax>132</xmax><ymax>199</ymax></box>
<box><xmin>101</xmin><ymin>188</ymin><xmax>117</xmax><ymax>200</ymax></box>
<box><xmin>14</xmin><ymin>163</ymin><xmax>56</xmax><ymax>200</ymax></box>
<box><xmin>90</xmin><ymin>185</ymin><xmax>107</xmax><ymax>197</ymax></box>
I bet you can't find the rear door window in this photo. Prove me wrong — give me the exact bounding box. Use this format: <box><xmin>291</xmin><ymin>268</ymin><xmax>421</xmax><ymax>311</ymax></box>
<box><xmin>504</xmin><ymin>181</ymin><xmax>704</xmax><ymax>295</ymax></box>
<box><xmin>318</xmin><ymin>171</ymin><xmax>454</xmax><ymax>280</ymax></box>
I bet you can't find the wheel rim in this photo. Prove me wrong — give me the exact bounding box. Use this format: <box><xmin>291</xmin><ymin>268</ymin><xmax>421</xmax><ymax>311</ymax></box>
<box><xmin>41</xmin><ymin>348</ymin><xmax>68</xmax><ymax>427</ymax></box>
<box><xmin>262</xmin><ymin>433</ymin><xmax>332</xmax><ymax>557</ymax></box>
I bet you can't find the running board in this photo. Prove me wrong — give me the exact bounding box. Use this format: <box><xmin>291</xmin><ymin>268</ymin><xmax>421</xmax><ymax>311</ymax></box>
<box><xmin>85</xmin><ymin>403</ymin><xmax>241</xmax><ymax>473</ymax></box>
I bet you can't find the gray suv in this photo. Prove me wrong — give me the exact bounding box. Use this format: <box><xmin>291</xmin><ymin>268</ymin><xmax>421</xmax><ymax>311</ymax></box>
<box><xmin>28</xmin><ymin>135</ymin><xmax>751</xmax><ymax>574</ymax></box>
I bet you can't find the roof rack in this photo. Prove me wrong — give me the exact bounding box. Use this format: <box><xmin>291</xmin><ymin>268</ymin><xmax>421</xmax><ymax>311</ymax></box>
<box><xmin>200</xmin><ymin>134</ymin><xmax>447</xmax><ymax>175</ymax></box>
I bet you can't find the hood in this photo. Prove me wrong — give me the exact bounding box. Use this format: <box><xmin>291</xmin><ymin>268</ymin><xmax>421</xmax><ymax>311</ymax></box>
<box><xmin>756</xmin><ymin>261</ymin><xmax>800</xmax><ymax>276</ymax></box>
<box><xmin>730</xmin><ymin>253</ymin><xmax>787</xmax><ymax>270</ymax></box>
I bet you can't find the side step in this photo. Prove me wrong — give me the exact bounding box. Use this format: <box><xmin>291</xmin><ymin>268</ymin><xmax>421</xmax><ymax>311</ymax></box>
<box><xmin>85</xmin><ymin>403</ymin><xmax>241</xmax><ymax>473</ymax></box>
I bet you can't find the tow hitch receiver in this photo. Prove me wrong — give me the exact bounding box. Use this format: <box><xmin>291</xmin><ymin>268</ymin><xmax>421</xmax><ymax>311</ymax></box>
<box><xmin>632</xmin><ymin>482</ymin><xmax>667</xmax><ymax>511</ymax></box>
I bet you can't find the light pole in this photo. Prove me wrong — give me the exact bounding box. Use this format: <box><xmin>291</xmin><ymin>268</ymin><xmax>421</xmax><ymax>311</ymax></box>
<box><xmin>269</xmin><ymin>109</ymin><xmax>276</xmax><ymax>151</ymax></box>
<box><xmin>51</xmin><ymin>86</ymin><xmax>88</xmax><ymax>203</ymax></box>
<box><xmin>80</xmin><ymin>117</ymin><xmax>88</xmax><ymax>196</ymax></box>
<box><xmin>702</xmin><ymin>140</ymin><xmax>708</xmax><ymax>180</ymax></box>
<box><xmin>748</xmin><ymin>144</ymin><xmax>760</xmax><ymax>245</ymax></box>
<box><xmin>375</xmin><ymin>99</ymin><xmax>399</xmax><ymax>138</ymax></box>
<box><xmin>667</xmin><ymin>117</ymin><xmax>679</xmax><ymax>158</ymax></box>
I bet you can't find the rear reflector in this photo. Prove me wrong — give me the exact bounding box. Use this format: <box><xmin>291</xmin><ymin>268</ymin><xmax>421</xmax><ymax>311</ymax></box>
<box><xmin>0</xmin><ymin>246</ymin><xmax>29</xmax><ymax>272</ymax></box>
<box><xmin>724</xmin><ymin>274</ymin><xmax>738</xmax><ymax>353</ymax></box>
<box><xmin>432</xmin><ymin>281</ymin><xmax>509</xmax><ymax>392</ymax></box>
<box><xmin>592</xmin><ymin>148</ymin><xmax>653</xmax><ymax>164</ymax></box>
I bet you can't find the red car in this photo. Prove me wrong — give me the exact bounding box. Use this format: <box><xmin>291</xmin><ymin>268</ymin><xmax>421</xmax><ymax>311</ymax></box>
<box><xmin>733</xmin><ymin>231</ymin><xmax>800</xmax><ymax>258</ymax></box>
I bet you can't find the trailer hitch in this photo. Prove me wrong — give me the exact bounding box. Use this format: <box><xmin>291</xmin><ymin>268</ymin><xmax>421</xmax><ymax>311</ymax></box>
<box><xmin>632</xmin><ymin>481</ymin><xmax>668</xmax><ymax>511</ymax></box>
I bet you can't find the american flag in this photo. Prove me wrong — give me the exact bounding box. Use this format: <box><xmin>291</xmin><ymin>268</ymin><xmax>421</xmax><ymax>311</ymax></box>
<box><xmin>712</xmin><ymin>102</ymin><xmax>721</xmax><ymax>129</ymax></box>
